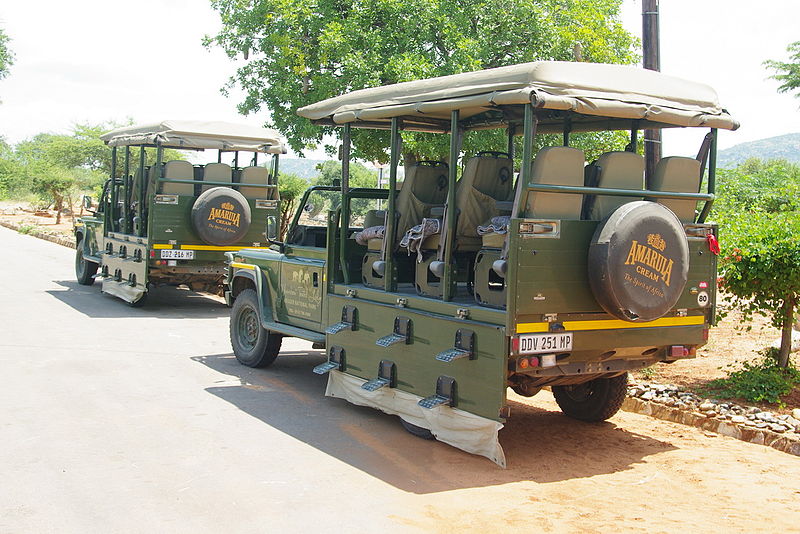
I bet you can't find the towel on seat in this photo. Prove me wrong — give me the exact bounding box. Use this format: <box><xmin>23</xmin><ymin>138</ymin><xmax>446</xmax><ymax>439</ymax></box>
<box><xmin>399</xmin><ymin>218</ymin><xmax>441</xmax><ymax>262</ymax></box>
<box><xmin>477</xmin><ymin>216</ymin><xmax>510</xmax><ymax>236</ymax></box>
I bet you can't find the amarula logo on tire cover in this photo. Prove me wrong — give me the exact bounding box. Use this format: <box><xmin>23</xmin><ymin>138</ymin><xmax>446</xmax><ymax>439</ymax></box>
<box><xmin>588</xmin><ymin>201</ymin><xmax>690</xmax><ymax>322</ymax></box>
<box><xmin>191</xmin><ymin>187</ymin><xmax>252</xmax><ymax>246</ymax></box>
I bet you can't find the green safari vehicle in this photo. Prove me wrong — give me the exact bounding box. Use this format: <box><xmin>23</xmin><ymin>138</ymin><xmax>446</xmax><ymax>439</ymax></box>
<box><xmin>225</xmin><ymin>62</ymin><xmax>738</xmax><ymax>465</ymax></box>
<box><xmin>74</xmin><ymin>121</ymin><xmax>286</xmax><ymax>306</ymax></box>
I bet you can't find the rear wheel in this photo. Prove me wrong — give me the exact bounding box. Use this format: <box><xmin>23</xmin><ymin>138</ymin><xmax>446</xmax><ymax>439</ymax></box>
<box><xmin>75</xmin><ymin>236</ymin><xmax>98</xmax><ymax>286</ymax></box>
<box><xmin>230</xmin><ymin>288</ymin><xmax>281</xmax><ymax>368</ymax></box>
<box><xmin>399</xmin><ymin>418</ymin><xmax>434</xmax><ymax>440</ymax></box>
<box><xmin>552</xmin><ymin>373</ymin><xmax>628</xmax><ymax>422</ymax></box>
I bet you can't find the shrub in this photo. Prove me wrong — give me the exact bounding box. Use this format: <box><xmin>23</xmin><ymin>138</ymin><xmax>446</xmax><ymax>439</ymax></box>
<box><xmin>699</xmin><ymin>350</ymin><xmax>800</xmax><ymax>405</ymax></box>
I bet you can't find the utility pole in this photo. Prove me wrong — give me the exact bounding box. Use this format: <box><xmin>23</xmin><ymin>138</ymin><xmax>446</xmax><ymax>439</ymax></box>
<box><xmin>642</xmin><ymin>0</ymin><xmax>661</xmax><ymax>188</ymax></box>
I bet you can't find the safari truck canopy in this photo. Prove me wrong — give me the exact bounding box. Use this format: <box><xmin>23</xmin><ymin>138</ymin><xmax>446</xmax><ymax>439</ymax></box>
<box><xmin>298</xmin><ymin>61</ymin><xmax>738</xmax><ymax>133</ymax></box>
<box><xmin>100</xmin><ymin>120</ymin><xmax>287</xmax><ymax>153</ymax></box>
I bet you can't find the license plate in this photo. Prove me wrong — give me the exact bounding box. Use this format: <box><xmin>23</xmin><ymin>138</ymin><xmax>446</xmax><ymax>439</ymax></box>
<box><xmin>518</xmin><ymin>332</ymin><xmax>573</xmax><ymax>354</ymax></box>
<box><xmin>160</xmin><ymin>249</ymin><xmax>194</xmax><ymax>260</ymax></box>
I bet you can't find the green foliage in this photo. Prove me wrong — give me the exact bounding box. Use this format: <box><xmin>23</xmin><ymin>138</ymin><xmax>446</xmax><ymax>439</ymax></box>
<box><xmin>16</xmin><ymin>223</ymin><xmax>37</xmax><ymax>235</ymax></box>
<box><xmin>206</xmin><ymin>0</ymin><xmax>638</xmax><ymax>161</ymax></box>
<box><xmin>764</xmin><ymin>40</ymin><xmax>800</xmax><ymax>101</ymax></box>
<box><xmin>311</xmin><ymin>160</ymin><xmax>378</xmax><ymax>219</ymax></box>
<box><xmin>699</xmin><ymin>351</ymin><xmax>800</xmax><ymax>405</ymax></box>
<box><xmin>0</xmin><ymin>26</ymin><xmax>13</xmax><ymax>81</ymax></box>
<box><xmin>714</xmin><ymin>158</ymin><xmax>800</xmax><ymax>220</ymax></box>
<box><xmin>718</xmin><ymin>210</ymin><xmax>800</xmax><ymax>367</ymax></box>
<box><xmin>278</xmin><ymin>172</ymin><xmax>309</xmax><ymax>239</ymax></box>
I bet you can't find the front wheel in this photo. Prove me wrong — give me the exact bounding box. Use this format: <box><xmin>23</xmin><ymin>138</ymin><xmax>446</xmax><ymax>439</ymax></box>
<box><xmin>552</xmin><ymin>373</ymin><xmax>628</xmax><ymax>422</ymax></box>
<box><xmin>75</xmin><ymin>236</ymin><xmax>98</xmax><ymax>286</ymax></box>
<box><xmin>230</xmin><ymin>288</ymin><xmax>282</xmax><ymax>368</ymax></box>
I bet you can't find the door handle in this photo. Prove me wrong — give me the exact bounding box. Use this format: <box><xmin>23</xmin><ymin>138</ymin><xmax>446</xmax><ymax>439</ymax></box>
<box><xmin>313</xmin><ymin>272</ymin><xmax>319</xmax><ymax>287</ymax></box>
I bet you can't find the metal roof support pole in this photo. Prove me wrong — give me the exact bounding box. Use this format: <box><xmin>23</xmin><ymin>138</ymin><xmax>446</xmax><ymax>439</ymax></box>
<box><xmin>697</xmin><ymin>128</ymin><xmax>717</xmax><ymax>223</ymax></box>
<box><xmin>562</xmin><ymin>115</ymin><xmax>571</xmax><ymax>147</ymax></box>
<box><xmin>507</xmin><ymin>124</ymin><xmax>516</xmax><ymax>159</ymax></box>
<box><xmin>123</xmin><ymin>147</ymin><xmax>131</xmax><ymax>234</ymax></box>
<box><xmin>629</xmin><ymin>127</ymin><xmax>638</xmax><ymax>153</ymax></box>
<box><xmin>138</xmin><ymin>147</ymin><xmax>146</xmax><ymax>237</ymax></box>
<box><xmin>109</xmin><ymin>146</ymin><xmax>118</xmax><ymax>233</ymax></box>
<box><xmin>339</xmin><ymin>123</ymin><xmax>351</xmax><ymax>284</ymax></box>
<box><xmin>383</xmin><ymin>117</ymin><xmax>400</xmax><ymax>292</ymax></box>
<box><xmin>441</xmin><ymin>110</ymin><xmax>460</xmax><ymax>301</ymax></box>
<box><xmin>272</xmin><ymin>154</ymin><xmax>279</xmax><ymax>186</ymax></box>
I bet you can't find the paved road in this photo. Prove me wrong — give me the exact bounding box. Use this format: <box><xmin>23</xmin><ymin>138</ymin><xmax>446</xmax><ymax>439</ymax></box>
<box><xmin>1</xmin><ymin>225</ymin><xmax>799</xmax><ymax>533</ymax></box>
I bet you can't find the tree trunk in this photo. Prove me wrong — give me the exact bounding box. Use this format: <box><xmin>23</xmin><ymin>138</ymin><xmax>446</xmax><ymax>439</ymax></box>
<box><xmin>777</xmin><ymin>298</ymin><xmax>796</xmax><ymax>368</ymax></box>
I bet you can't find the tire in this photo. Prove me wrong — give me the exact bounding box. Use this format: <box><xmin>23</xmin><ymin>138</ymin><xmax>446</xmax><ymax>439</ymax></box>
<box><xmin>399</xmin><ymin>418</ymin><xmax>435</xmax><ymax>440</ymax></box>
<box><xmin>588</xmin><ymin>201</ymin><xmax>689</xmax><ymax>322</ymax></box>
<box><xmin>191</xmin><ymin>187</ymin><xmax>252</xmax><ymax>246</ymax></box>
<box><xmin>75</xmin><ymin>236</ymin><xmax>98</xmax><ymax>286</ymax></box>
<box><xmin>552</xmin><ymin>373</ymin><xmax>628</xmax><ymax>422</ymax></box>
<box><xmin>230</xmin><ymin>288</ymin><xmax>281</xmax><ymax>368</ymax></box>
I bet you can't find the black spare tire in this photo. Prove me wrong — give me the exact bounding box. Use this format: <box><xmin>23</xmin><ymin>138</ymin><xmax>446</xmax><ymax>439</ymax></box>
<box><xmin>191</xmin><ymin>187</ymin><xmax>252</xmax><ymax>246</ymax></box>
<box><xmin>588</xmin><ymin>201</ymin><xmax>689</xmax><ymax>322</ymax></box>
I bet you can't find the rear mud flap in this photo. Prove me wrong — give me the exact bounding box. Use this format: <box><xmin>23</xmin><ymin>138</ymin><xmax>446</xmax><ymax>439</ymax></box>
<box><xmin>102</xmin><ymin>279</ymin><xmax>146</xmax><ymax>304</ymax></box>
<box><xmin>325</xmin><ymin>370</ymin><xmax>506</xmax><ymax>467</ymax></box>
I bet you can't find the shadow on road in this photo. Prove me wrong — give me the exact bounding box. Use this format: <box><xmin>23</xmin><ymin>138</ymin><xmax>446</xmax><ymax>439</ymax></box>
<box><xmin>47</xmin><ymin>281</ymin><xmax>229</xmax><ymax>319</ymax></box>
<box><xmin>194</xmin><ymin>351</ymin><xmax>678</xmax><ymax>494</ymax></box>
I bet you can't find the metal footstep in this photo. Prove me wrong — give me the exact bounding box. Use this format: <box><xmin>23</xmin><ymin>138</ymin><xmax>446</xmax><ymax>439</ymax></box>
<box><xmin>375</xmin><ymin>317</ymin><xmax>412</xmax><ymax>347</ymax></box>
<box><xmin>418</xmin><ymin>376</ymin><xmax>457</xmax><ymax>409</ymax></box>
<box><xmin>325</xmin><ymin>305</ymin><xmax>358</xmax><ymax>335</ymax></box>
<box><xmin>434</xmin><ymin>329</ymin><xmax>475</xmax><ymax>362</ymax></box>
<box><xmin>361</xmin><ymin>360</ymin><xmax>396</xmax><ymax>391</ymax></box>
<box><xmin>312</xmin><ymin>346</ymin><xmax>345</xmax><ymax>375</ymax></box>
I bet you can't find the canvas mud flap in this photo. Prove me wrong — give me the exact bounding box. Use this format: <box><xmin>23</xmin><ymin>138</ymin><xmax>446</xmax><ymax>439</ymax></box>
<box><xmin>325</xmin><ymin>370</ymin><xmax>506</xmax><ymax>467</ymax></box>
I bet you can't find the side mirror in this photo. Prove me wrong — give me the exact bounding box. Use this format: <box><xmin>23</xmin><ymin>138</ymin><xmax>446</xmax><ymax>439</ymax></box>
<box><xmin>266</xmin><ymin>216</ymin><xmax>278</xmax><ymax>240</ymax></box>
<box><xmin>265</xmin><ymin>215</ymin><xmax>285</xmax><ymax>253</ymax></box>
<box><xmin>82</xmin><ymin>195</ymin><xmax>93</xmax><ymax>210</ymax></box>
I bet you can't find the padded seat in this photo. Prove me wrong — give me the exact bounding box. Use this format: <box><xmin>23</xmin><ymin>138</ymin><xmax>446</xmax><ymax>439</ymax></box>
<box><xmin>421</xmin><ymin>153</ymin><xmax>514</xmax><ymax>253</ymax></box>
<box><xmin>160</xmin><ymin>160</ymin><xmax>195</xmax><ymax>195</ymax></box>
<box><xmin>585</xmin><ymin>151</ymin><xmax>644</xmax><ymax>220</ymax></box>
<box><xmin>524</xmin><ymin>146</ymin><xmax>585</xmax><ymax>219</ymax></box>
<box><xmin>649</xmin><ymin>156</ymin><xmax>702</xmax><ymax>223</ymax></box>
<box><xmin>239</xmin><ymin>166</ymin><xmax>273</xmax><ymax>199</ymax></box>
<box><xmin>202</xmin><ymin>162</ymin><xmax>232</xmax><ymax>191</ymax></box>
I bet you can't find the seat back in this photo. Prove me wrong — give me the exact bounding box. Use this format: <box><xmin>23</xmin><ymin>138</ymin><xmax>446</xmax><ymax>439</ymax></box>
<box><xmin>160</xmin><ymin>160</ymin><xmax>195</xmax><ymax>195</ymax></box>
<box><xmin>394</xmin><ymin>161</ymin><xmax>449</xmax><ymax>239</ymax></box>
<box><xmin>650</xmin><ymin>156</ymin><xmax>702</xmax><ymax>223</ymax></box>
<box><xmin>239</xmin><ymin>166</ymin><xmax>273</xmax><ymax>199</ymax></box>
<box><xmin>525</xmin><ymin>147</ymin><xmax>585</xmax><ymax>219</ymax></box>
<box><xmin>587</xmin><ymin>151</ymin><xmax>644</xmax><ymax>220</ymax></box>
<box><xmin>455</xmin><ymin>153</ymin><xmax>514</xmax><ymax>240</ymax></box>
<box><xmin>202</xmin><ymin>162</ymin><xmax>232</xmax><ymax>191</ymax></box>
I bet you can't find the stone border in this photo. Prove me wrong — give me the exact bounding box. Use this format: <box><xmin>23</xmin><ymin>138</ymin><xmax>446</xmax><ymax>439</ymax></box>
<box><xmin>0</xmin><ymin>219</ymin><xmax>76</xmax><ymax>249</ymax></box>
<box><xmin>622</xmin><ymin>396</ymin><xmax>800</xmax><ymax>457</ymax></box>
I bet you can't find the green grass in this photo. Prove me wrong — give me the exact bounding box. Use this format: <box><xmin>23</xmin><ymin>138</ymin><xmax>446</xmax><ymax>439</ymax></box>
<box><xmin>698</xmin><ymin>349</ymin><xmax>800</xmax><ymax>405</ymax></box>
<box><xmin>16</xmin><ymin>223</ymin><xmax>38</xmax><ymax>235</ymax></box>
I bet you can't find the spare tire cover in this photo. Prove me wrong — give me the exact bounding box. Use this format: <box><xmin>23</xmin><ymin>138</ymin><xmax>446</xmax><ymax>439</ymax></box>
<box><xmin>588</xmin><ymin>201</ymin><xmax>689</xmax><ymax>322</ymax></box>
<box><xmin>190</xmin><ymin>187</ymin><xmax>252</xmax><ymax>246</ymax></box>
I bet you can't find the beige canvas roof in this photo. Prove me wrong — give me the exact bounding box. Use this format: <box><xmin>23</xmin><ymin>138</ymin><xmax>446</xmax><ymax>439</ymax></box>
<box><xmin>100</xmin><ymin>120</ymin><xmax>288</xmax><ymax>153</ymax></box>
<box><xmin>297</xmin><ymin>61</ymin><xmax>738</xmax><ymax>133</ymax></box>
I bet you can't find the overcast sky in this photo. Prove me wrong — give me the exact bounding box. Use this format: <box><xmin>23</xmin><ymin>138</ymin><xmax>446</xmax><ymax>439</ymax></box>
<box><xmin>0</xmin><ymin>0</ymin><xmax>798</xmax><ymax>159</ymax></box>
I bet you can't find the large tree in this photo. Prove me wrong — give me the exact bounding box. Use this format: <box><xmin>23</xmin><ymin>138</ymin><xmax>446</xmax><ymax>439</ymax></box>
<box><xmin>206</xmin><ymin>0</ymin><xmax>638</xmax><ymax>162</ymax></box>
<box><xmin>765</xmin><ymin>41</ymin><xmax>800</xmax><ymax>101</ymax></box>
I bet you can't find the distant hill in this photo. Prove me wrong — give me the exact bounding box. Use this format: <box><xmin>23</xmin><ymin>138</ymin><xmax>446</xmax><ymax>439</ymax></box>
<box><xmin>278</xmin><ymin>158</ymin><xmax>332</xmax><ymax>180</ymax></box>
<box><xmin>717</xmin><ymin>132</ymin><xmax>800</xmax><ymax>168</ymax></box>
